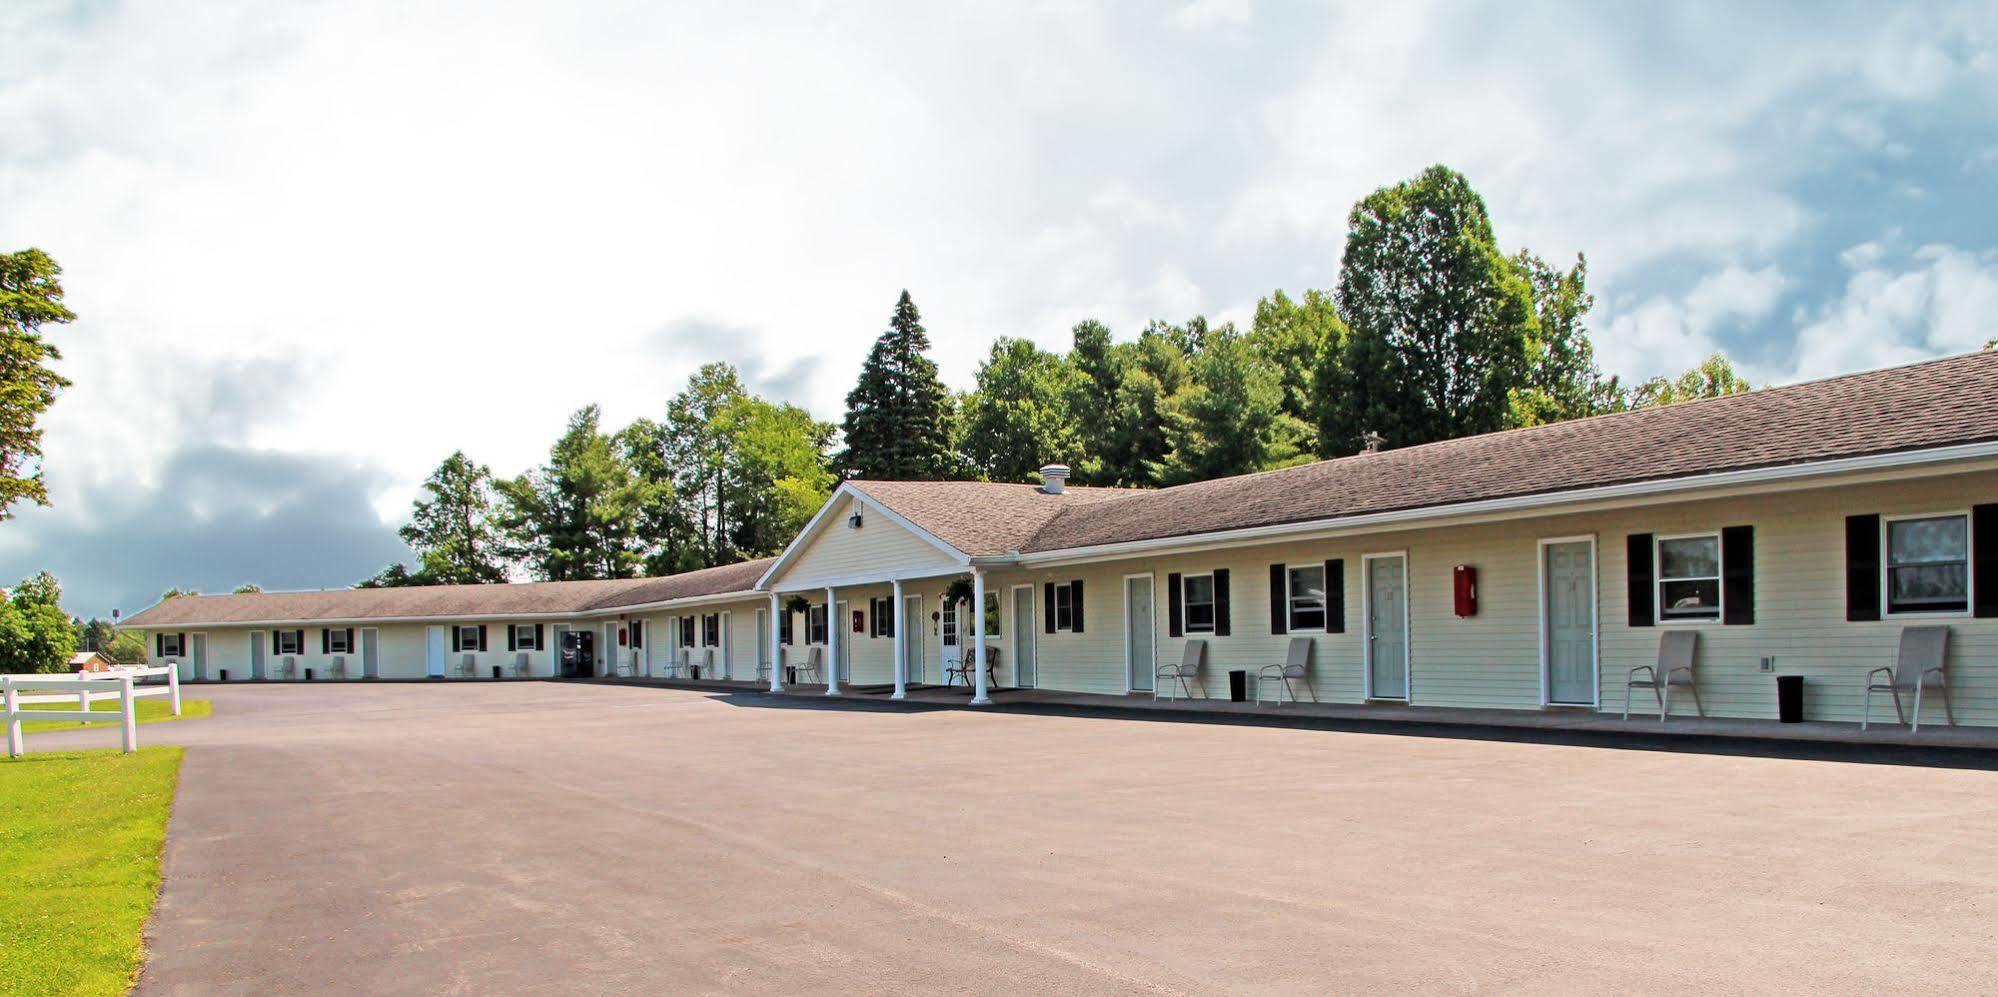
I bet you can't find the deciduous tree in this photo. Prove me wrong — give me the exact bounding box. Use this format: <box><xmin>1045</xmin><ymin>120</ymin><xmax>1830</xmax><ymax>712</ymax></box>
<box><xmin>1633</xmin><ymin>354</ymin><xmax>1753</xmax><ymax>407</ymax></box>
<box><xmin>957</xmin><ymin>337</ymin><xmax>1084</xmax><ymax>481</ymax></box>
<box><xmin>1317</xmin><ymin>165</ymin><xmax>1536</xmax><ymax>455</ymax></box>
<box><xmin>0</xmin><ymin>571</ymin><xmax>77</xmax><ymax>673</ymax></box>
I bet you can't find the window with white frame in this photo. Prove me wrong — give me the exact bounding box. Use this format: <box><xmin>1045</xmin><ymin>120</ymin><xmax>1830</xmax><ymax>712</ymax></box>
<box><xmin>809</xmin><ymin>604</ymin><xmax>829</xmax><ymax>644</ymax></box>
<box><xmin>276</xmin><ymin>629</ymin><xmax>304</xmax><ymax>655</ymax></box>
<box><xmin>326</xmin><ymin>628</ymin><xmax>352</xmax><ymax>654</ymax></box>
<box><xmin>1656</xmin><ymin>534</ymin><xmax>1722</xmax><ymax>621</ymax></box>
<box><xmin>1286</xmin><ymin>564</ymin><xmax>1328</xmax><ymax>632</ymax></box>
<box><xmin>454</xmin><ymin>625</ymin><xmax>480</xmax><ymax>652</ymax></box>
<box><xmin>158</xmin><ymin>633</ymin><xmax>185</xmax><ymax>657</ymax></box>
<box><xmin>1053</xmin><ymin>582</ymin><xmax>1078</xmax><ymax>631</ymax></box>
<box><xmin>1183</xmin><ymin>573</ymin><xmax>1217</xmax><ymax>634</ymax></box>
<box><xmin>1886</xmin><ymin>513</ymin><xmax>1969</xmax><ymax>614</ymax></box>
<box><xmin>702</xmin><ymin>614</ymin><xmax>720</xmax><ymax>646</ymax></box>
<box><xmin>512</xmin><ymin>624</ymin><xmax>538</xmax><ymax>651</ymax></box>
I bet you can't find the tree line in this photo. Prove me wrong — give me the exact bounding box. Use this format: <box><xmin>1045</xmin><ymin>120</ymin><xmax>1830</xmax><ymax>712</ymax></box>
<box><xmin>364</xmin><ymin>165</ymin><xmax>1756</xmax><ymax>589</ymax></box>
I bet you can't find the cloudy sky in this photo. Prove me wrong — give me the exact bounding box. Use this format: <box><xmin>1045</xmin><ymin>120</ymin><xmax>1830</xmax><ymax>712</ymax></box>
<box><xmin>3</xmin><ymin>1</ymin><xmax>1995</xmax><ymax>616</ymax></box>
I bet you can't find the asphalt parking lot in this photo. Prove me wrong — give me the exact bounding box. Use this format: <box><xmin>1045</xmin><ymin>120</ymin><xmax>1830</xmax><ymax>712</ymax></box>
<box><xmin>94</xmin><ymin>682</ymin><xmax>1998</xmax><ymax>993</ymax></box>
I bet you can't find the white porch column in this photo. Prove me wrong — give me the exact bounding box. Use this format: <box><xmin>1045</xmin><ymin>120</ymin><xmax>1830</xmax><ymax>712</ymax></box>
<box><xmin>971</xmin><ymin>568</ymin><xmax>990</xmax><ymax>705</ymax></box>
<box><xmin>767</xmin><ymin>592</ymin><xmax>784</xmax><ymax>693</ymax></box>
<box><xmin>891</xmin><ymin>578</ymin><xmax>907</xmax><ymax>700</ymax></box>
<box><xmin>824</xmin><ymin>586</ymin><xmax>841</xmax><ymax>696</ymax></box>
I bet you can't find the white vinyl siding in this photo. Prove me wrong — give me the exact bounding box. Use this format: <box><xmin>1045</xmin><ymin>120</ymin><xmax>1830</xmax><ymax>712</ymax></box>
<box><xmin>768</xmin><ymin>495</ymin><xmax>961</xmax><ymax>589</ymax></box>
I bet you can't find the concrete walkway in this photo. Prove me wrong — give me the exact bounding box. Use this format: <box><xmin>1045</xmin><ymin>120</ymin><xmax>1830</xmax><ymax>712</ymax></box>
<box><xmin>35</xmin><ymin>682</ymin><xmax>1998</xmax><ymax>993</ymax></box>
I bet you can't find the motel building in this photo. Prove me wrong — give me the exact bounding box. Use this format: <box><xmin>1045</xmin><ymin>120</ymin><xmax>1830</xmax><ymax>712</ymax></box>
<box><xmin>125</xmin><ymin>351</ymin><xmax>1998</xmax><ymax>731</ymax></box>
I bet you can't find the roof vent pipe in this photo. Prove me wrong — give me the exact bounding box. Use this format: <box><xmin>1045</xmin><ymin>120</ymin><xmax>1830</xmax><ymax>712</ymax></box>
<box><xmin>1361</xmin><ymin>431</ymin><xmax>1386</xmax><ymax>454</ymax></box>
<box><xmin>1039</xmin><ymin>463</ymin><xmax>1070</xmax><ymax>494</ymax></box>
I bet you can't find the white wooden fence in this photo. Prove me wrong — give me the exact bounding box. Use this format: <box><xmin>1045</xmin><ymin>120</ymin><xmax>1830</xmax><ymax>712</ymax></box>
<box><xmin>3</xmin><ymin>666</ymin><xmax>181</xmax><ymax>758</ymax></box>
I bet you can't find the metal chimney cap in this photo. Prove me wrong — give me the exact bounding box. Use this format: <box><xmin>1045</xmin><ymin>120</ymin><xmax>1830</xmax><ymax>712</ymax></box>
<box><xmin>1039</xmin><ymin>463</ymin><xmax>1071</xmax><ymax>494</ymax></box>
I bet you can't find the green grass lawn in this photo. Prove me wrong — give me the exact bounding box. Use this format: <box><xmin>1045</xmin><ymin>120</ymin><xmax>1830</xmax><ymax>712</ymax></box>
<box><xmin>17</xmin><ymin>698</ymin><xmax>212</xmax><ymax>735</ymax></box>
<box><xmin>0</xmin><ymin>746</ymin><xmax>184</xmax><ymax>996</ymax></box>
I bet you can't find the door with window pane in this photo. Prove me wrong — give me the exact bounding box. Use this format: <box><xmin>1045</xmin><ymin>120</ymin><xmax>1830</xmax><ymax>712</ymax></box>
<box><xmin>1543</xmin><ymin>540</ymin><xmax>1596</xmax><ymax>704</ymax></box>
<box><xmin>1367</xmin><ymin>556</ymin><xmax>1408</xmax><ymax>700</ymax></box>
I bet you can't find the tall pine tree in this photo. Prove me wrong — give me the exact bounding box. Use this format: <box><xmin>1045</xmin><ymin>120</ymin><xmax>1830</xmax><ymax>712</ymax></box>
<box><xmin>839</xmin><ymin>290</ymin><xmax>957</xmax><ymax>480</ymax></box>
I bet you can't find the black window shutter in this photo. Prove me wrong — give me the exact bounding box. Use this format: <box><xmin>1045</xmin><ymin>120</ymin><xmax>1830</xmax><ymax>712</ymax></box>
<box><xmin>320</xmin><ymin>628</ymin><xmax>329</xmax><ymax>654</ymax></box>
<box><xmin>477</xmin><ymin>624</ymin><xmax>488</xmax><ymax>652</ymax></box>
<box><xmin>1627</xmin><ymin>534</ymin><xmax>1655</xmax><ymax>627</ymax></box>
<box><xmin>346</xmin><ymin>628</ymin><xmax>355</xmax><ymax>652</ymax></box>
<box><xmin>154</xmin><ymin>633</ymin><xmax>164</xmax><ymax>657</ymax></box>
<box><xmin>1325</xmin><ymin>559</ymin><xmax>1345</xmax><ymax>633</ymax></box>
<box><xmin>1721</xmin><ymin>525</ymin><xmax>1755</xmax><ymax>625</ymax></box>
<box><xmin>1268</xmin><ymin>564</ymin><xmax>1288</xmax><ymax>635</ymax></box>
<box><xmin>1044</xmin><ymin>583</ymin><xmax>1056</xmax><ymax>633</ymax></box>
<box><xmin>180</xmin><ymin>632</ymin><xmax>188</xmax><ymax>656</ymax></box>
<box><xmin>534</xmin><ymin>623</ymin><xmax>544</xmax><ymax>650</ymax></box>
<box><xmin>450</xmin><ymin>627</ymin><xmax>460</xmax><ymax>653</ymax></box>
<box><xmin>1846</xmin><ymin>514</ymin><xmax>1882</xmax><ymax>621</ymax></box>
<box><xmin>1167</xmin><ymin>572</ymin><xmax>1184</xmax><ymax>637</ymax></box>
<box><xmin>1214</xmin><ymin>568</ymin><xmax>1231</xmax><ymax>636</ymax></box>
<box><xmin>1973</xmin><ymin>503</ymin><xmax>1998</xmax><ymax>618</ymax></box>
<box><xmin>507</xmin><ymin>626</ymin><xmax>517</xmax><ymax>651</ymax></box>
<box><xmin>1071</xmin><ymin>580</ymin><xmax>1083</xmax><ymax>633</ymax></box>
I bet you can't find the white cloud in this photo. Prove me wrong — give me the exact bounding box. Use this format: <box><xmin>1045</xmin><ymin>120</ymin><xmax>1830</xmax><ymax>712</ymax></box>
<box><xmin>1597</xmin><ymin>265</ymin><xmax>1789</xmax><ymax>381</ymax></box>
<box><xmin>1171</xmin><ymin>0</ymin><xmax>1252</xmax><ymax>31</ymax></box>
<box><xmin>1786</xmin><ymin>245</ymin><xmax>1998</xmax><ymax>380</ymax></box>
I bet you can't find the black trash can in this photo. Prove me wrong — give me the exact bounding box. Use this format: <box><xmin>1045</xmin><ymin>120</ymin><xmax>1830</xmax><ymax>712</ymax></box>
<box><xmin>690</xmin><ymin>665</ymin><xmax>702</xmax><ymax>681</ymax></box>
<box><xmin>304</xmin><ymin>667</ymin><xmax>314</xmax><ymax>681</ymax></box>
<box><xmin>492</xmin><ymin>665</ymin><xmax>503</xmax><ymax>680</ymax></box>
<box><xmin>1228</xmin><ymin>669</ymin><xmax>1248</xmax><ymax>702</ymax></box>
<box><xmin>218</xmin><ymin>668</ymin><xmax>229</xmax><ymax>682</ymax></box>
<box><xmin>786</xmin><ymin>666</ymin><xmax>797</xmax><ymax>684</ymax></box>
<box><xmin>1777</xmin><ymin>674</ymin><xmax>1805</xmax><ymax>723</ymax></box>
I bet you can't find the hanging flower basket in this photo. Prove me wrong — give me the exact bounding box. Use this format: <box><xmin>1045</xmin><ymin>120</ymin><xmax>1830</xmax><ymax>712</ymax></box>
<box><xmin>941</xmin><ymin>577</ymin><xmax>974</xmax><ymax>608</ymax></box>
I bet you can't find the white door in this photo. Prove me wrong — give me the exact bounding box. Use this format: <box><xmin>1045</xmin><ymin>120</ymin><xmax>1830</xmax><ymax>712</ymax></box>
<box><xmin>835</xmin><ymin>601</ymin><xmax>851</xmax><ymax>682</ymax></box>
<box><xmin>1366</xmin><ymin>555</ymin><xmax>1409</xmax><ymax>700</ymax></box>
<box><xmin>604</xmin><ymin>622</ymin><xmax>620</xmax><ymax>677</ymax></box>
<box><xmin>425</xmin><ymin>626</ymin><xmax>446</xmax><ymax>678</ymax></box>
<box><xmin>1011</xmin><ymin>586</ymin><xmax>1037</xmax><ymax>688</ymax></box>
<box><xmin>901</xmin><ymin>594</ymin><xmax>924</xmax><ymax>684</ymax></box>
<box><xmin>361</xmin><ymin>628</ymin><xmax>380</xmax><ymax>679</ymax></box>
<box><xmin>755</xmin><ymin>609</ymin><xmax>769</xmax><ymax>679</ymax></box>
<box><xmin>1543</xmin><ymin>539</ymin><xmax>1597</xmax><ymax>705</ymax></box>
<box><xmin>720</xmin><ymin>611</ymin><xmax>733</xmax><ymax>679</ymax></box>
<box><xmin>191</xmin><ymin>633</ymin><xmax>208</xmax><ymax>681</ymax></box>
<box><xmin>249</xmin><ymin>630</ymin><xmax>266</xmax><ymax>681</ymax></box>
<box><xmin>1126</xmin><ymin>576</ymin><xmax>1154</xmax><ymax>693</ymax></box>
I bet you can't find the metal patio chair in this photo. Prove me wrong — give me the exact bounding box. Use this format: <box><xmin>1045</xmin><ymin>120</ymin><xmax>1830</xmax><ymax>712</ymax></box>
<box><xmin>455</xmin><ymin>653</ymin><xmax>478</xmax><ymax>679</ymax></box>
<box><xmin>275</xmin><ymin>655</ymin><xmax>297</xmax><ymax>681</ymax></box>
<box><xmin>1258</xmin><ymin>638</ymin><xmax>1315</xmax><ymax>706</ymax></box>
<box><xmin>1863</xmin><ymin>625</ymin><xmax>1953</xmax><ymax>732</ymax></box>
<box><xmin>509</xmin><ymin>652</ymin><xmax>531</xmax><ymax>678</ymax></box>
<box><xmin>1156</xmin><ymin>640</ymin><xmax>1207</xmax><ymax>701</ymax></box>
<box><xmin>327</xmin><ymin>656</ymin><xmax>347</xmax><ymax>680</ymax></box>
<box><xmin>796</xmin><ymin>647</ymin><xmax>825</xmax><ymax>684</ymax></box>
<box><xmin>1624</xmin><ymin>630</ymin><xmax>1701</xmax><ymax>721</ymax></box>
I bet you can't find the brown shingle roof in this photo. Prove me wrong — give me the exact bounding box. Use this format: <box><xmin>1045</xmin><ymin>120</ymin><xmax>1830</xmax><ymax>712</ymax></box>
<box><xmin>844</xmin><ymin>480</ymin><xmax>1134</xmax><ymax>556</ymax></box>
<box><xmin>121</xmin><ymin>557</ymin><xmax>774</xmax><ymax>628</ymax></box>
<box><xmin>859</xmin><ymin>350</ymin><xmax>1998</xmax><ymax>555</ymax></box>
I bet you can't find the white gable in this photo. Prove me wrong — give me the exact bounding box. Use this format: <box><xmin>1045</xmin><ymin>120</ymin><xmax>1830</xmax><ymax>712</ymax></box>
<box><xmin>763</xmin><ymin>493</ymin><xmax>964</xmax><ymax>590</ymax></box>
